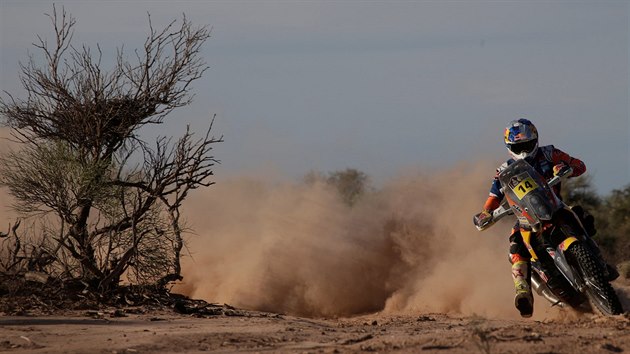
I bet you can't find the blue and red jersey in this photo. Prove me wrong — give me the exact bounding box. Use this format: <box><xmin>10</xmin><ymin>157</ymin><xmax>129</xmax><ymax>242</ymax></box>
<box><xmin>484</xmin><ymin>145</ymin><xmax>586</xmax><ymax>211</ymax></box>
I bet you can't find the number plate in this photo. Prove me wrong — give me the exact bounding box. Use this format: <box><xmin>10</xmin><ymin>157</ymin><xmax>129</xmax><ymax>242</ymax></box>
<box><xmin>512</xmin><ymin>176</ymin><xmax>539</xmax><ymax>200</ymax></box>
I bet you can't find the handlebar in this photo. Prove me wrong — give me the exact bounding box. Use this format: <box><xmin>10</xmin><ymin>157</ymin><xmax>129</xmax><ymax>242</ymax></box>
<box><xmin>474</xmin><ymin>203</ymin><xmax>512</xmax><ymax>231</ymax></box>
<box><xmin>473</xmin><ymin>166</ymin><xmax>573</xmax><ymax>231</ymax></box>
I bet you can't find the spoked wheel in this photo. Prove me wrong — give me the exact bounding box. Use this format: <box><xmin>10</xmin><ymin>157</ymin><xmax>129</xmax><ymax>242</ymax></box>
<box><xmin>568</xmin><ymin>243</ymin><xmax>624</xmax><ymax>315</ymax></box>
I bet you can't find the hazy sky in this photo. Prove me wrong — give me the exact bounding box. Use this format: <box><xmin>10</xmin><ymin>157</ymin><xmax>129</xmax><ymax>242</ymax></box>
<box><xmin>1</xmin><ymin>1</ymin><xmax>628</xmax><ymax>193</ymax></box>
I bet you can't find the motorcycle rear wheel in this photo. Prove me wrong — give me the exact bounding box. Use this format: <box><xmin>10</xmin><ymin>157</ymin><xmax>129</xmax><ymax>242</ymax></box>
<box><xmin>568</xmin><ymin>243</ymin><xmax>624</xmax><ymax>316</ymax></box>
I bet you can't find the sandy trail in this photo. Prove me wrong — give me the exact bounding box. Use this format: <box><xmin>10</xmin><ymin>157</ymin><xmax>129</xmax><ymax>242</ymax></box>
<box><xmin>1</xmin><ymin>306</ymin><xmax>629</xmax><ymax>353</ymax></box>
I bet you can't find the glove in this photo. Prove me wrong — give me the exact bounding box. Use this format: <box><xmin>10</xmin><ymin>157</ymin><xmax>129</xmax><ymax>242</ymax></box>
<box><xmin>553</xmin><ymin>163</ymin><xmax>572</xmax><ymax>177</ymax></box>
<box><xmin>473</xmin><ymin>210</ymin><xmax>493</xmax><ymax>229</ymax></box>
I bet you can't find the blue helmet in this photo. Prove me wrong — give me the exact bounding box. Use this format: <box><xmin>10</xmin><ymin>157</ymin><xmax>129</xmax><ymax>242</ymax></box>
<box><xmin>504</xmin><ymin>118</ymin><xmax>539</xmax><ymax>159</ymax></box>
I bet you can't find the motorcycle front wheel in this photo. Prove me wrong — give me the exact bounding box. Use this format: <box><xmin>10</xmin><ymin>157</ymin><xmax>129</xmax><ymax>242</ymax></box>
<box><xmin>568</xmin><ymin>243</ymin><xmax>624</xmax><ymax>316</ymax></box>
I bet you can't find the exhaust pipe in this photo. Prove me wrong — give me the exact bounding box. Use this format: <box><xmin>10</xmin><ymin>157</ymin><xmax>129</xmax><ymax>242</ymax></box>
<box><xmin>531</xmin><ymin>274</ymin><xmax>564</xmax><ymax>307</ymax></box>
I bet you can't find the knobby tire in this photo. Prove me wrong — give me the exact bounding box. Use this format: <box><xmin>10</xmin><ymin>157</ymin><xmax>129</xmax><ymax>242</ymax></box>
<box><xmin>568</xmin><ymin>243</ymin><xmax>623</xmax><ymax>316</ymax></box>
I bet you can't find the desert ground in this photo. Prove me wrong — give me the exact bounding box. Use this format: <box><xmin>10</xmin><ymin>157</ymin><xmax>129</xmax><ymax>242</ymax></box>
<box><xmin>2</xmin><ymin>285</ymin><xmax>630</xmax><ymax>354</ymax></box>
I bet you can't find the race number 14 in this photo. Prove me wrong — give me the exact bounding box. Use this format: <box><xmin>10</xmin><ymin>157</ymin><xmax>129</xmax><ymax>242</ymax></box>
<box><xmin>513</xmin><ymin>177</ymin><xmax>539</xmax><ymax>200</ymax></box>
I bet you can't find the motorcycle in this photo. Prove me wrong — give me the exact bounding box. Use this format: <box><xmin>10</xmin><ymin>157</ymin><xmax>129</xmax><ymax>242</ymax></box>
<box><xmin>473</xmin><ymin>159</ymin><xmax>623</xmax><ymax>316</ymax></box>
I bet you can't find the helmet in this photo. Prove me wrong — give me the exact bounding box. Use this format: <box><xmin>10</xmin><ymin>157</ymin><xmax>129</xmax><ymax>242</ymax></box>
<box><xmin>504</xmin><ymin>118</ymin><xmax>538</xmax><ymax>160</ymax></box>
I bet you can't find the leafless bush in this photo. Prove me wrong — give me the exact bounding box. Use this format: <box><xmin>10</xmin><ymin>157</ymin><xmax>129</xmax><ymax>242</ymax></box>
<box><xmin>0</xmin><ymin>6</ymin><xmax>221</xmax><ymax>293</ymax></box>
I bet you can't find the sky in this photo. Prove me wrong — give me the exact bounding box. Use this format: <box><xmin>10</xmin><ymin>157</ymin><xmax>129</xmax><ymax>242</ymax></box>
<box><xmin>1</xmin><ymin>0</ymin><xmax>629</xmax><ymax>194</ymax></box>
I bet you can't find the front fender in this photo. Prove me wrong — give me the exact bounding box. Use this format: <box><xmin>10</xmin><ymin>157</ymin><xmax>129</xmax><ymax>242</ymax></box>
<box><xmin>559</xmin><ymin>237</ymin><xmax>579</xmax><ymax>252</ymax></box>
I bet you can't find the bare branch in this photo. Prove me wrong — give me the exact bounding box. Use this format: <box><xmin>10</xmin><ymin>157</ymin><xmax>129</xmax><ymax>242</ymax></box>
<box><xmin>0</xmin><ymin>8</ymin><xmax>218</xmax><ymax>291</ymax></box>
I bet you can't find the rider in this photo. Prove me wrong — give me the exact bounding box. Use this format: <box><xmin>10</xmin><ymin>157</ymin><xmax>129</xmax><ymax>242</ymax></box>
<box><xmin>474</xmin><ymin>118</ymin><xmax>617</xmax><ymax>318</ymax></box>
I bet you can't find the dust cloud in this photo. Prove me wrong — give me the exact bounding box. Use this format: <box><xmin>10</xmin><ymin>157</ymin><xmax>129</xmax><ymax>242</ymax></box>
<box><xmin>0</xmin><ymin>125</ymin><xmax>624</xmax><ymax>320</ymax></box>
<box><xmin>176</xmin><ymin>162</ymin><xmax>527</xmax><ymax>319</ymax></box>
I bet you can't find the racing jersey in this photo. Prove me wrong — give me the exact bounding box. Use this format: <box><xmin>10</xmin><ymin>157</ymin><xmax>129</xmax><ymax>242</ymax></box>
<box><xmin>484</xmin><ymin>145</ymin><xmax>586</xmax><ymax>211</ymax></box>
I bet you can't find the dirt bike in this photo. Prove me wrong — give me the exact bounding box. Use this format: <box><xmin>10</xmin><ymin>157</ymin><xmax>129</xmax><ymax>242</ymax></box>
<box><xmin>473</xmin><ymin>159</ymin><xmax>624</xmax><ymax>316</ymax></box>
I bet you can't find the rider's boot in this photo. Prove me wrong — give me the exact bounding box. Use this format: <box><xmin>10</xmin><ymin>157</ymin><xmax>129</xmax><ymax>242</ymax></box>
<box><xmin>512</xmin><ymin>261</ymin><xmax>534</xmax><ymax>318</ymax></box>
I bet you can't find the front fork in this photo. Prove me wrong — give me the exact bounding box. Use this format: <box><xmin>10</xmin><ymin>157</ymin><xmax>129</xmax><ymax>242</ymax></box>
<box><xmin>540</xmin><ymin>234</ymin><xmax>606</xmax><ymax>295</ymax></box>
<box><xmin>523</xmin><ymin>229</ymin><xmax>583</xmax><ymax>296</ymax></box>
